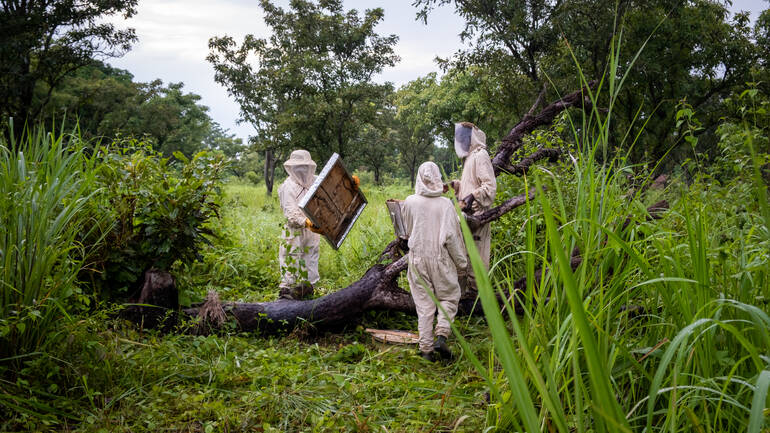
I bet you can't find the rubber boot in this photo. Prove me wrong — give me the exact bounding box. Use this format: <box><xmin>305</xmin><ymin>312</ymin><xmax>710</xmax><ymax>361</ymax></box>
<box><xmin>419</xmin><ymin>350</ymin><xmax>438</xmax><ymax>362</ymax></box>
<box><xmin>433</xmin><ymin>335</ymin><xmax>453</xmax><ymax>360</ymax></box>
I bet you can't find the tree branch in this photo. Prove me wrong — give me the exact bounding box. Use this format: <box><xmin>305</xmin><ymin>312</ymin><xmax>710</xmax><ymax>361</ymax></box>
<box><xmin>492</xmin><ymin>80</ymin><xmax>597</xmax><ymax>175</ymax></box>
<box><xmin>465</xmin><ymin>188</ymin><xmax>537</xmax><ymax>230</ymax></box>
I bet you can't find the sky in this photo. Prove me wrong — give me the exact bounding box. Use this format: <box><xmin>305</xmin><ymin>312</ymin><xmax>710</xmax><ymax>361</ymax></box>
<box><xmin>107</xmin><ymin>0</ymin><xmax>769</xmax><ymax>142</ymax></box>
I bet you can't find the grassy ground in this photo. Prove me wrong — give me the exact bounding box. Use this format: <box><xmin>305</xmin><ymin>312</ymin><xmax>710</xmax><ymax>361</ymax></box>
<box><xmin>4</xmin><ymin>162</ymin><xmax>769</xmax><ymax>432</ymax></box>
<box><xmin>3</xmin><ymin>181</ymin><xmax>498</xmax><ymax>432</ymax></box>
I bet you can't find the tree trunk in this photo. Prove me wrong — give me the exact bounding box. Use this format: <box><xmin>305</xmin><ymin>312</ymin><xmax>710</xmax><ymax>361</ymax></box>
<box><xmin>120</xmin><ymin>269</ymin><xmax>179</xmax><ymax>331</ymax></box>
<box><xmin>178</xmin><ymin>198</ymin><xmax>666</xmax><ymax>333</ymax></box>
<box><xmin>264</xmin><ymin>148</ymin><xmax>276</xmax><ymax>196</ymax></box>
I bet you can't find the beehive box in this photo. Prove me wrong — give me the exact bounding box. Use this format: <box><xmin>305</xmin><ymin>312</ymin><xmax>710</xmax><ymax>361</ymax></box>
<box><xmin>299</xmin><ymin>153</ymin><xmax>367</xmax><ymax>250</ymax></box>
<box><xmin>386</xmin><ymin>199</ymin><xmax>407</xmax><ymax>239</ymax></box>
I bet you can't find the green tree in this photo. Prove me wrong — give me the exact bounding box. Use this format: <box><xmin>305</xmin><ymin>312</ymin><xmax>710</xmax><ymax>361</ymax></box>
<box><xmin>393</xmin><ymin>76</ymin><xmax>441</xmax><ymax>185</ymax></box>
<box><xmin>353</xmin><ymin>118</ymin><xmax>398</xmax><ymax>185</ymax></box>
<box><xmin>207</xmin><ymin>0</ymin><xmax>399</xmax><ymax>194</ymax></box>
<box><xmin>204</xmin><ymin>122</ymin><xmax>245</xmax><ymax>158</ymax></box>
<box><xmin>0</xmin><ymin>0</ymin><xmax>138</xmax><ymax>136</ymax></box>
<box><xmin>614</xmin><ymin>2</ymin><xmax>758</xmax><ymax>165</ymax></box>
<box><xmin>230</xmin><ymin>149</ymin><xmax>264</xmax><ymax>180</ymax></box>
<box><xmin>758</xmin><ymin>7</ymin><xmax>770</xmax><ymax>69</ymax></box>
<box><xmin>126</xmin><ymin>82</ymin><xmax>212</xmax><ymax>157</ymax></box>
<box><xmin>40</xmin><ymin>62</ymin><xmax>219</xmax><ymax>158</ymax></box>
<box><xmin>392</xmin><ymin>71</ymin><xmax>508</xmax><ymax>178</ymax></box>
<box><xmin>415</xmin><ymin>0</ymin><xmax>762</xmax><ymax>165</ymax></box>
<box><xmin>41</xmin><ymin>61</ymin><xmax>139</xmax><ymax>138</ymax></box>
<box><xmin>416</xmin><ymin>0</ymin><xmax>562</xmax><ymax>84</ymax></box>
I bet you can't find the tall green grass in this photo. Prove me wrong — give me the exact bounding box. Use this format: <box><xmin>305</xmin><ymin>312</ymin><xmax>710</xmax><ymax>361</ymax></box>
<box><xmin>0</xmin><ymin>126</ymin><xmax>102</xmax><ymax>359</ymax></box>
<box><xmin>450</xmin><ymin>27</ymin><xmax>770</xmax><ymax>433</ymax></box>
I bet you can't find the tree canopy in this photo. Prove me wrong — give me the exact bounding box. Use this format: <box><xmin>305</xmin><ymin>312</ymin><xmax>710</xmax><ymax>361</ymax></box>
<box><xmin>207</xmin><ymin>0</ymin><xmax>399</xmax><ymax>192</ymax></box>
<box><xmin>39</xmin><ymin>61</ymin><xmax>243</xmax><ymax>158</ymax></box>
<box><xmin>0</xmin><ymin>0</ymin><xmax>138</xmax><ymax>134</ymax></box>
<box><xmin>414</xmin><ymin>0</ymin><xmax>763</xmax><ymax>166</ymax></box>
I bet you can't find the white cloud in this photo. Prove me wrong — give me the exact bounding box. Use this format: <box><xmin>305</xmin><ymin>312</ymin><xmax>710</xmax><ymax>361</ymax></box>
<box><xmin>114</xmin><ymin>0</ymin><xmax>265</xmax><ymax>62</ymax></box>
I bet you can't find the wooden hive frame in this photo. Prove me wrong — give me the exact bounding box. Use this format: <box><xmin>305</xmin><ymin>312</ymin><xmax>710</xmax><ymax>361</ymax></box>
<box><xmin>299</xmin><ymin>153</ymin><xmax>367</xmax><ymax>250</ymax></box>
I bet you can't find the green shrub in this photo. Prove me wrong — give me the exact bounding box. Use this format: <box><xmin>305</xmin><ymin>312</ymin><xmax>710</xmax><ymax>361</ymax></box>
<box><xmin>82</xmin><ymin>140</ymin><xmax>227</xmax><ymax>299</ymax></box>
<box><xmin>244</xmin><ymin>170</ymin><xmax>260</xmax><ymax>185</ymax></box>
<box><xmin>713</xmin><ymin>85</ymin><xmax>770</xmax><ymax>183</ymax></box>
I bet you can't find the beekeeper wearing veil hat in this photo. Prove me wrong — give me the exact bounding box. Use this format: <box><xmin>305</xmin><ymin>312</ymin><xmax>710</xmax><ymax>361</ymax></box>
<box><xmin>277</xmin><ymin>149</ymin><xmax>322</xmax><ymax>300</ymax></box>
<box><xmin>449</xmin><ymin>122</ymin><xmax>497</xmax><ymax>286</ymax></box>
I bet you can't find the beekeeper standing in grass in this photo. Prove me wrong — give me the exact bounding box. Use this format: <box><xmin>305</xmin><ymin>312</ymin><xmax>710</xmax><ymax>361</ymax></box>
<box><xmin>449</xmin><ymin>122</ymin><xmax>497</xmax><ymax>285</ymax></box>
<box><xmin>403</xmin><ymin>161</ymin><xmax>468</xmax><ymax>361</ymax></box>
<box><xmin>277</xmin><ymin>149</ymin><xmax>322</xmax><ymax>300</ymax></box>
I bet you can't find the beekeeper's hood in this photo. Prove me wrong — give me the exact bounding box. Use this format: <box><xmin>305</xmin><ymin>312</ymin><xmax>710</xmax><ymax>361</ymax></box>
<box><xmin>454</xmin><ymin>122</ymin><xmax>486</xmax><ymax>159</ymax></box>
<box><xmin>283</xmin><ymin>149</ymin><xmax>317</xmax><ymax>188</ymax></box>
<box><xmin>415</xmin><ymin>161</ymin><xmax>444</xmax><ymax>197</ymax></box>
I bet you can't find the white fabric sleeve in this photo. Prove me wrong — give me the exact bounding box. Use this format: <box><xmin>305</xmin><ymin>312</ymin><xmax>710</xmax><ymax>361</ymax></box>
<box><xmin>471</xmin><ymin>152</ymin><xmax>497</xmax><ymax>208</ymax></box>
<box><xmin>279</xmin><ymin>184</ymin><xmax>307</xmax><ymax>229</ymax></box>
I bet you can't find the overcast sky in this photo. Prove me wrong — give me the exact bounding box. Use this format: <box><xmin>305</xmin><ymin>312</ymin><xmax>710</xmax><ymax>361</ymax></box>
<box><xmin>108</xmin><ymin>0</ymin><xmax>768</xmax><ymax>142</ymax></box>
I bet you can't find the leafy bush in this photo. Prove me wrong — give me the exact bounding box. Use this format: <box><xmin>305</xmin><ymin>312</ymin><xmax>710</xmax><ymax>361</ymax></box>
<box><xmin>83</xmin><ymin>141</ymin><xmax>226</xmax><ymax>299</ymax></box>
<box><xmin>244</xmin><ymin>170</ymin><xmax>260</xmax><ymax>185</ymax></box>
<box><xmin>713</xmin><ymin>85</ymin><xmax>770</xmax><ymax>183</ymax></box>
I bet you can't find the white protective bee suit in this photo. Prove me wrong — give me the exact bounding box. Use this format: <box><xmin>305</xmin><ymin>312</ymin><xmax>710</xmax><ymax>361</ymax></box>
<box><xmin>278</xmin><ymin>150</ymin><xmax>320</xmax><ymax>290</ymax></box>
<box><xmin>403</xmin><ymin>162</ymin><xmax>468</xmax><ymax>354</ymax></box>
<box><xmin>453</xmin><ymin>123</ymin><xmax>497</xmax><ymax>270</ymax></box>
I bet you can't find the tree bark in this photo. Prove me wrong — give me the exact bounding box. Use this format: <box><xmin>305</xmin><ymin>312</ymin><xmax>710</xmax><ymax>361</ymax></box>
<box><xmin>492</xmin><ymin>81</ymin><xmax>597</xmax><ymax>175</ymax></box>
<box><xmin>465</xmin><ymin>188</ymin><xmax>537</xmax><ymax>230</ymax></box>
<box><xmin>264</xmin><ymin>148</ymin><xmax>276</xmax><ymax>195</ymax></box>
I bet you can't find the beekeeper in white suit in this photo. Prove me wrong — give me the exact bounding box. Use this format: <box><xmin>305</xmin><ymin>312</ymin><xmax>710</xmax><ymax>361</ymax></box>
<box><xmin>403</xmin><ymin>161</ymin><xmax>468</xmax><ymax>361</ymax></box>
<box><xmin>278</xmin><ymin>149</ymin><xmax>321</xmax><ymax>300</ymax></box>
<box><xmin>450</xmin><ymin>122</ymin><xmax>497</xmax><ymax>275</ymax></box>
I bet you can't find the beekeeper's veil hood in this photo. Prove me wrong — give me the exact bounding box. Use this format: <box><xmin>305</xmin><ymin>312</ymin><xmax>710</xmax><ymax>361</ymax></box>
<box><xmin>454</xmin><ymin>122</ymin><xmax>486</xmax><ymax>159</ymax></box>
<box><xmin>283</xmin><ymin>149</ymin><xmax>317</xmax><ymax>188</ymax></box>
<box><xmin>415</xmin><ymin>161</ymin><xmax>444</xmax><ymax>197</ymax></box>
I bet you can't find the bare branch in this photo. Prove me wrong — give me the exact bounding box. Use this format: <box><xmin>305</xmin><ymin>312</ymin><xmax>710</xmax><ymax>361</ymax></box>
<box><xmin>492</xmin><ymin>80</ymin><xmax>597</xmax><ymax>175</ymax></box>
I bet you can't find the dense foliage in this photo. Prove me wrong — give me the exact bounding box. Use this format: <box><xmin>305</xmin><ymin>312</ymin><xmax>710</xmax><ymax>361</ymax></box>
<box><xmin>83</xmin><ymin>143</ymin><xmax>226</xmax><ymax>299</ymax></box>
<box><xmin>0</xmin><ymin>0</ymin><xmax>138</xmax><ymax>133</ymax></box>
<box><xmin>0</xmin><ymin>128</ymin><xmax>227</xmax><ymax>360</ymax></box>
<box><xmin>0</xmin><ymin>127</ymin><xmax>102</xmax><ymax>360</ymax></box>
<box><xmin>414</xmin><ymin>0</ymin><xmax>767</xmax><ymax>166</ymax></box>
<box><xmin>36</xmin><ymin>61</ymin><xmax>245</xmax><ymax>159</ymax></box>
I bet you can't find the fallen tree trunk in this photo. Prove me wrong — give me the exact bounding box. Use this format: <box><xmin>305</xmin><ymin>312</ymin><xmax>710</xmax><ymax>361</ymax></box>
<box><xmin>185</xmin><ymin>263</ymin><xmax>399</xmax><ymax>333</ymax></box>
<box><xmin>182</xmin><ymin>189</ymin><xmax>542</xmax><ymax>332</ymax></box>
<box><xmin>127</xmin><ymin>80</ymin><xmax>663</xmax><ymax>334</ymax></box>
